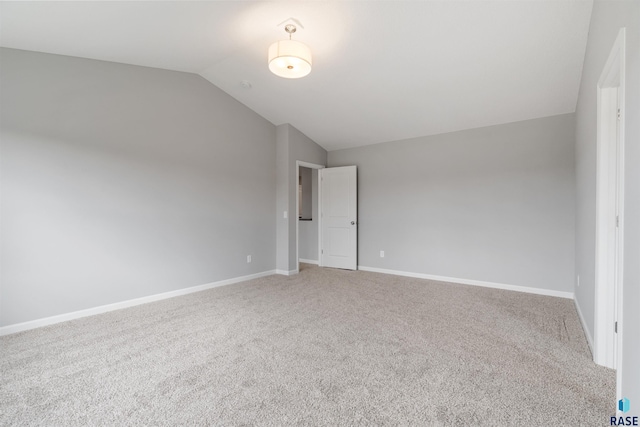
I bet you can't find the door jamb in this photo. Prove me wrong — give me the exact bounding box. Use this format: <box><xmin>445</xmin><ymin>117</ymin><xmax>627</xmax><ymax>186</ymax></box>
<box><xmin>594</xmin><ymin>28</ymin><xmax>625</xmax><ymax>398</ymax></box>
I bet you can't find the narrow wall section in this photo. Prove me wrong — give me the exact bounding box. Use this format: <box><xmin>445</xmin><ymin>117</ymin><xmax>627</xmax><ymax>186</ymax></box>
<box><xmin>275</xmin><ymin>124</ymin><xmax>326</xmax><ymax>273</ymax></box>
<box><xmin>574</xmin><ymin>0</ymin><xmax>640</xmax><ymax>406</ymax></box>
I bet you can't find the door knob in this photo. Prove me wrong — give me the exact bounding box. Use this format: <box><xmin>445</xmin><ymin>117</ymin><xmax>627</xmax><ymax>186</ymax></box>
<box><xmin>351</xmin><ymin>221</ymin><xmax>356</xmax><ymax>225</ymax></box>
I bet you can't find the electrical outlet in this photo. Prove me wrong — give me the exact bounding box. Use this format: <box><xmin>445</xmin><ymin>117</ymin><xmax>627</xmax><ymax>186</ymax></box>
<box><xmin>247</xmin><ymin>255</ymin><xmax>252</xmax><ymax>263</ymax></box>
<box><xmin>283</xmin><ymin>211</ymin><xmax>288</xmax><ymax>219</ymax></box>
<box><xmin>577</xmin><ymin>275</ymin><xmax>580</xmax><ymax>287</ymax></box>
<box><xmin>380</xmin><ymin>250</ymin><xmax>385</xmax><ymax>258</ymax></box>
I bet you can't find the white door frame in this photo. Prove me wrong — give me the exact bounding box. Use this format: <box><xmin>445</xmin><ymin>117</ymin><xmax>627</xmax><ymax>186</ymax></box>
<box><xmin>594</xmin><ymin>28</ymin><xmax>625</xmax><ymax>394</ymax></box>
<box><xmin>295</xmin><ymin>161</ymin><xmax>325</xmax><ymax>273</ymax></box>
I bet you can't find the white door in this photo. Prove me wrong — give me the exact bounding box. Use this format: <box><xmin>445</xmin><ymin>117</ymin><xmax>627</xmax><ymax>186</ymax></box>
<box><xmin>320</xmin><ymin>166</ymin><xmax>357</xmax><ymax>270</ymax></box>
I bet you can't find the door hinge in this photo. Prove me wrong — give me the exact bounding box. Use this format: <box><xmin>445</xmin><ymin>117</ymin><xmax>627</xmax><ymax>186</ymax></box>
<box><xmin>617</xmin><ymin>108</ymin><xmax>621</xmax><ymax>120</ymax></box>
<box><xmin>615</xmin><ymin>321</ymin><xmax>618</xmax><ymax>333</ymax></box>
<box><xmin>321</xmin><ymin>249</ymin><xmax>323</xmax><ymax>254</ymax></box>
<box><xmin>616</xmin><ymin>215</ymin><xmax>619</xmax><ymax>227</ymax></box>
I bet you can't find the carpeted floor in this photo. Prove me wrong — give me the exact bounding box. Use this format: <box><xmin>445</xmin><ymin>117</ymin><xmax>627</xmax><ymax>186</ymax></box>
<box><xmin>0</xmin><ymin>264</ymin><xmax>615</xmax><ymax>426</ymax></box>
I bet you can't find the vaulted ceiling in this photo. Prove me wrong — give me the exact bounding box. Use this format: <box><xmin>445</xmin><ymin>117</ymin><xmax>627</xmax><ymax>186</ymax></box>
<box><xmin>0</xmin><ymin>1</ymin><xmax>593</xmax><ymax>151</ymax></box>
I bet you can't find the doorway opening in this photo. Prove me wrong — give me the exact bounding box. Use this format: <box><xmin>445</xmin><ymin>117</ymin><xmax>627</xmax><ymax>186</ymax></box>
<box><xmin>295</xmin><ymin>161</ymin><xmax>324</xmax><ymax>274</ymax></box>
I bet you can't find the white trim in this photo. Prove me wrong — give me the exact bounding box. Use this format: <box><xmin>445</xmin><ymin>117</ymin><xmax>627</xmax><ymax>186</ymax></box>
<box><xmin>299</xmin><ymin>258</ymin><xmax>319</xmax><ymax>265</ymax></box>
<box><xmin>358</xmin><ymin>266</ymin><xmax>574</xmax><ymax>299</ymax></box>
<box><xmin>574</xmin><ymin>298</ymin><xmax>594</xmax><ymax>354</ymax></box>
<box><xmin>276</xmin><ymin>269</ymin><xmax>298</xmax><ymax>276</ymax></box>
<box><xmin>297</xmin><ymin>161</ymin><xmax>325</xmax><ymax>169</ymax></box>
<box><xmin>594</xmin><ymin>27</ymin><xmax>625</xmax><ymax>375</ymax></box>
<box><xmin>0</xmin><ymin>270</ymin><xmax>276</xmax><ymax>337</ymax></box>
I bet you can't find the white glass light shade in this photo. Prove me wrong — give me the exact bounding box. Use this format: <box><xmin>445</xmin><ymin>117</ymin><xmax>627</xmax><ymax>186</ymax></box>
<box><xmin>268</xmin><ymin>39</ymin><xmax>312</xmax><ymax>79</ymax></box>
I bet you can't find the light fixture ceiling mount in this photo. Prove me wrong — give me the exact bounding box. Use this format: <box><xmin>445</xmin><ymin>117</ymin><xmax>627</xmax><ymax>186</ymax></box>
<box><xmin>268</xmin><ymin>24</ymin><xmax>312</xmax><ymax>79</ymax></box>
<box><xmin>284</xmin><ymin>24</ymin><xmax>297</xmax><ymax>36</ymax></box>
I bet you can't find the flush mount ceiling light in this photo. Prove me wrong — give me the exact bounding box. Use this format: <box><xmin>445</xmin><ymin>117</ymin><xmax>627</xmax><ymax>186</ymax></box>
<box><xmin>268</xmin><ymin>24</ymin><xmax>312</xmax><ymax>79</ymax></box>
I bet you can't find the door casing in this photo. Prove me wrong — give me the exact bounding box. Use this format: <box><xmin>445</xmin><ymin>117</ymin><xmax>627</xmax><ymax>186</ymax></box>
<box><xmin>594</xmin><ymin>28</ymin><xmax>625</xmax><ymax>401</ymax></box>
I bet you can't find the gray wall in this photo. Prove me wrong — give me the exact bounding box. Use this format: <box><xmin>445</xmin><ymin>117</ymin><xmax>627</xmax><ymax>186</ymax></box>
<box><xmin>574</xmin><ymin>0</ymin><xmax>640</xmax><ymax>404</ymax></box>
<box><xmin>329</xmin><ymin>114</ymin><xmax>575</xmax><ymax>293</ymax></box>
<box><xmin>0</xmin><ymin>48</ymin><xmax>277</xmax><ymax>327</ymax></box>
<box><xmin>275</xmin><ymin>125</ymin><xmax>290</xmax><ymax>272</ymax></box>
<box><xmin>275</xmin><ymin>124</ymin><xmax>326</xmax><ymax>272</ymax></box>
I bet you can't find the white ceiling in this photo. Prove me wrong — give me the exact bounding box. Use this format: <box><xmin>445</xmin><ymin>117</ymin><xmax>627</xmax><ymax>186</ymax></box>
<box><xmin>0</xmin><ymin>1</ymin><xmax>593</xmax><ymax>151</ymax></box>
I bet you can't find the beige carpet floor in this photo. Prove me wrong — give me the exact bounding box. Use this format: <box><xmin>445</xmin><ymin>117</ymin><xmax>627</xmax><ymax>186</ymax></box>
<box><xmin>0</xmin><ymin>264</ymin><xmax>615</xmax><ymax>426</ymax></box>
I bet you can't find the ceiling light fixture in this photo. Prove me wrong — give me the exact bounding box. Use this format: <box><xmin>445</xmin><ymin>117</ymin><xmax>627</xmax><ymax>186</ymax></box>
<box><xmin>268</xmin><ymin>24</ymin><xmax>312</xmax><ymax>79</ymax></box>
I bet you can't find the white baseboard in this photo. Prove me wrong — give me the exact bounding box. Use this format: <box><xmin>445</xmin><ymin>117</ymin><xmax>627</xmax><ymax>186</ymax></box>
<box><xmin>574</xmin><ymin>297</ymin><xmax>594</xmax><ymax>354</ymax></box>
<box><xmin>276</xmin><ymin>269</ymin><xmax>298</xmax><ymax>276</ymax></box>
<box><xmin>0</xmin><ymin>270</ymin><xmax>276</xmax><ymax>337</ymax></box>
<box><xmin>299</xmin><ymin>259</ymin><xmax>319</xmax><ymax>265</ymax></box>
<box><xmin>358</xmin><ymin>266</ymin><xmax>574</xmax><ymax>299</ymax></box>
